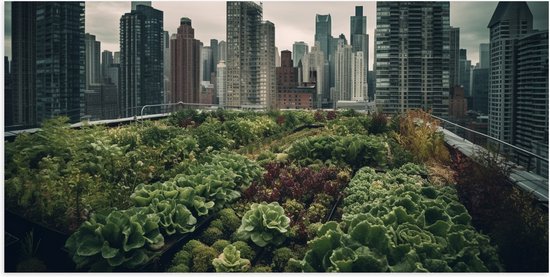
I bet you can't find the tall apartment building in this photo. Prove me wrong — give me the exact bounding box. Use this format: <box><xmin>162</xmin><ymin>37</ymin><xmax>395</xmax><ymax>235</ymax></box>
<box><xmin>5</xmin><ymin>57</ymin><xmax>14</xmax><ymax>127</ymax></box>
<box><xmin>514</xmin><ymin>31</ymin><xmax>548</xmax><ymax>176</ymax></box>
<box><xmin>10</xmin><ymin>2</ymin><xmax>85</xmax><ymax>127</ymax></box>
<box><xmin>170</xmin><ymin>17</ymin><xmax>201</xmax><ymax>104</ymax></box>
<box><xmin>211</xmin><ymin>39</ymin><xmax>219</xmax><ymax>75</ymax></box>
<box><xmin>85</xmin><ymin>33</ymin><xmax>101</xmax><ymax>89</ymax></box>
<box><xmin>351</xmin><ymin>51</ymin><xmax>365</xmax><ymax>101</ymax></box>
<box><xmin>226</xmin><ymin>1</ymin><xmax>275</xmax><ymax>109</ymax></box>
<box><xmin>334</xmin><ymin>45</ymin><xmax>353</xmax><ymax>103</ymax></box>
<box><xmin>292</xmin><ymin>42</ymin><xmax>309</xmax><ymax>68</ymax></box>
<box><xmin>487</xmin><ymin>2</ymin><xmax>532</xmax><ymax>144</ymax></box>
<box><xmin>375</xmin><ymin>2</ymin><xmax>450</xmax><ymax>116</ymax></box>
<box><xmin>350</xmin><ymin>6</ymin><xmax>369</xmax><ymax>100</ymax></box>
<box><xmin>260</xmin><ymin>21</ymin><xmax>277</xmax><ymax>109</ymax></box>
<box><xmin>119</xmin><ymin>3</ymin><xmax>163</xmax><ymax>117</ymax></box>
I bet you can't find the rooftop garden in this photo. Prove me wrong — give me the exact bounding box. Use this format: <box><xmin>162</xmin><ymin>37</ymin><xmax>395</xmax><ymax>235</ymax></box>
<box><xmin>4</xmin><ymin>109</ymin><xmax>548</xmax><ymax>272</ymax></box>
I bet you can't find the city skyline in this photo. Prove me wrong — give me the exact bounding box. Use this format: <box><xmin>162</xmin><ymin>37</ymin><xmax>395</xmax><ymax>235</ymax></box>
<box><xmin>3</xmin><ymin>1</ymin><xmax>548</xmax><ymax>70</ymax></box>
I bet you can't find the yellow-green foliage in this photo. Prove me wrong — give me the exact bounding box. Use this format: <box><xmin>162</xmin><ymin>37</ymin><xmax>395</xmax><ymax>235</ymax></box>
<box><xmin>394</xmin><ymin>110</ymin><xmax>450</xmax><ymax>164</ymax></box>
<box><xmin>218</xmin><ymin>208</ymin><xmax>241</xmax><ymax>234</ymax></box>
<box><xmin>200</xmin><ymin>227</ymin><xmax>223</xmax><ymax>246</ymax></box>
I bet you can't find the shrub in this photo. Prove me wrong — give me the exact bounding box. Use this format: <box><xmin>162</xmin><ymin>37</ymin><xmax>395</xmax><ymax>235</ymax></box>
<box><xmin>201</xmin><ymin>227</ymin><xmax>224</xmax><ymax>246</ymax></box>
<box><xmin>217</xmin><ymin>208</ymin><xmax>241</xmax><ymax>235</ymax></box>
<box><xmin>231</xmin><ymin>241</ymin><xmax>255</xmax><ymax>261</ymax></box>
<box><xmin>272</xmin><ymin>247</ymin><xmax>297</xmax><ymax>271</ymax></box>
<box><xmin>211</xmin><ymin>240</ymin><xmax>231</xmax><ymax>253</ymax></box>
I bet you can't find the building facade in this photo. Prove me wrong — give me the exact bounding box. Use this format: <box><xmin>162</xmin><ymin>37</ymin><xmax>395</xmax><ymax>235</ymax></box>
<box><xmin>514</xmin><ymin>31</ymin><xmax>548</xmax><ymax>176</ymax></box>
<box><xmin>449</xmin><ymin>27</ymin><xmax>460</xmax><ymax>89</ymax></box>
<box><xmin>119</xmin><ymin>4</ymin><xmax>163</xmax><ymax>117</ymax></box>
<box><xmin>226</xmin><ymin>2</ymin><xmax>275</xmax><ymax>109</ymax></box>
<box><xmin>216</xmin><ymin>60</ymin><xmax>227</xmax><ymax>107</ymax></box>
<box><xmin>101</xmin><ymin>50</ymin><xmax>114</xmax><ymax>83</ymax></box>
<box><xmin>375</xmin><ymin>2</ymin><xmax>450</xmax><ymax>116</ymax></box>
<box><xmin>35</xmin><ymin>2</ymin><xmax>86</xmax><ymax>124</ymax></box>
<box><xmin>85</xmin><ymin>33</ymin><xmax>101</xmax><ymax>89</ymax></box>
<box><xmin>487</xmin><ymin>2</ymin><xmax>532</xmax><ymax>144</ymax></box>
<box><xmin>170</xmin><ymin>17</ymin><xmax>201</xmax><ymax>104</ymax></box>
<box><xmin>10</xmin><ymin>2</ymin><xmax>37</xmax><ymax>128</ymax></box>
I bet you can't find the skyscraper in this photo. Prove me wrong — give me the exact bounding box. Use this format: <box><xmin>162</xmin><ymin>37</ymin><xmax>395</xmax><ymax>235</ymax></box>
<box><xmin>5</xmin><ymin>56</ymin><xmax>14</xmax><ymax>127</ymax></box>
<box><xmin>217</xmin><ymin>60</ymin><xmax>227</xmax><ymax>107</ymax></box>
<box><xmin>315</xmin><ymin>14</ymin><xmax>333</xmax><ymax>106</ymax></box>
<box><xmin>375</xmin><ymin>2</ymin><xmax>450</xmax><ymax>116</ymax></box>
<box><xmin>101</xmin><ymin>50</ymin><xmax>113</xmax><ymax>83</ymax></box>
<box><xmin>350</xmin><ymin>6</ymin><xmax>369</xmax><ymax>99</ymax></box>
<box><xmin>487</xmin><ymin>2</ymin><xmax>532</xmax><ymax>144</ymax></box>
<box><xmin>35</xmin><ymin>2</ymin><xmax>86</xmax><ymax>124</ymax></box>
<box><xmin>334</xmin><ymin>45</ymin><xmax>353</xmax><ymax>103</ymax></box>
<box><xmin>514</xmin><ymin>30</ymin><xmax>548</xmax><ymax>176</ymax></box>
<box><xmin>210</xmin><ymin>39</ymin><xmax>219</xmax><ymax>77</ymax></box>
<box><xmin>170</xmin><ymin>17</ymin><xmax>201</xmax><ymax>104</ymax></box>
<box><xmin>11</xmin><ymin>2</ymin><xmax>37</xmax><ymax>127</ymax></box>
<box><xmin>292</xmin><ymin>42</ymin><xmax>308</xmax><ymax>68</ymax></box>
<box><xmin>458</xmin><ymin>49</ymin><xmax>472</xmax><ymax>97</ymax></box>
<box><xmin>302</xmin><ymin>43</ymin><xmax>325</xmax><ymax>108</ymax></box>
<box><xmin>163</xmin><ymin>31</ymin><xmax>171</xmax><ymax>104</ymax></box>
<box><xmin>449</xmin><ymin>27</ymin><xmax>460</xmax><ymax>88</ymax></box>
<box><xmin>351</xmin><ymin>51</ymin><xmax>365</xmax><ymax>101</ymax></box>
<box><xmin>85</xmin><ymin>33</ymin><xmax>101</xmax><ymax>89</ymax></box>
<box><xmin>260</xmin><ymin>21</ymin><xmax>277</xmax><ymax>110</ymax></box>
<box><xmin>479</xmin><ymin>43</ymin><xmax>490</xmax><ymax>69</ymax></box>
<box><xmin>201</xmin><ymin>46</ymin><xmax>213</xmax><ymax>82</ymax></box>
<box><xmin>218</xmin><ymin>40</ymin><xmax>227</xmax><ymax>62</ymax></box>
<box><xmin>226</xmin><ymin>1</ymin><xmax>275</xmax><ymax>109</ymax></box>
<box><xmin>119</xmin><ymin>4</ymin><xmax>163</xmax><ymax>117</ymax></box>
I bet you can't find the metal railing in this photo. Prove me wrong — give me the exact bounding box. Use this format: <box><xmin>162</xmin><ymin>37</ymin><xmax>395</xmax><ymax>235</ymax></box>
<box><xmin>138</xmin><ymin>102</ymin><xmax>216</xmax><ymax>121</ymax></box>
<box><xmin>431</xmin><ymin>114</ymin><xmax>548</xmax><ymax>177</ymax></box>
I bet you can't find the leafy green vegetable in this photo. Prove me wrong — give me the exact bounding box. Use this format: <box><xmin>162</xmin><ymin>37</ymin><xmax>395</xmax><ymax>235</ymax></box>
<box><xmin>236</xmin><ymin>202</ymin><xmax>290</xmax><ymax>247</ymax></box>
<box><xmin>212</xmin><ymin>245</ymin><xmax>251</xmax><ymax>272</ymax></box>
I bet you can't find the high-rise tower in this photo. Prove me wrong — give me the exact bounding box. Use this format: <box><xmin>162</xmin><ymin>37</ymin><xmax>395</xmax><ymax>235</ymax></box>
<box><xmin>375</xmin><ymin>2</ymin><xmax>450</xmax><ymax>116</ymax></box>
<box><xmin>226</xmin><ymin>1</ymin><xmax>275</xmax><ymax>109</ymax></box>
<box><xmin>119</xmin><ymin>4</ymin><xmax>163</xmax><ymax>117</ymax></box>
<box><xmin>487</xmin><ymin>2</ymin><xmax>532</xmax><ymax>144</ymax></box>
<box><xmin>170</xmin><ymin>17</ymin><xmax>201</xmax><ymax>104</ymax></box>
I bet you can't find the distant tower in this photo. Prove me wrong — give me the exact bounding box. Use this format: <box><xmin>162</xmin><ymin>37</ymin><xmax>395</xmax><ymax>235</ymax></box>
<box><xmin>315</xmin><ymin>14</ymin><xmax>333</xmax><ymax>106</ymax></box>
<box><xmin>350</xmin><ymin>6</ymin><xmax>369</xmax><ymax>99</ymax></box>
<box><xmin>85</xmin><ymin>33</ymin><xmax>101</xmax><ymax>89</ymax></box>
<box><xmin>449</xmin><ymin>27</ymin><xmax>460</xmax><ymax>88</ymax></box>
<box><xmin>101</xmin><ymin>50</ymin><xmax>113</xmax><ymax>83</ymax></box>
<box><xmin>292</xmin><ymin>41</ymin><xmax>308</xmax><ymax>68</ymax></box>
<box><xmin>119</xmin><ymin>4</ymin><xmax>163</xmax><ymax>117</ymax></box>
<box><xmin>216</xmin><ymin>60</ymin><xmax>227</xmax><ymax>107</ymax></box>
<box><xmin>334</xmin><ymin>45</ymin><xmax>353</xmax><ymax>103</ymax></box>
<box><xmin>170</xmin><ymin>17</ymin><xmax>201</xmax><ymax>104</ymax></box>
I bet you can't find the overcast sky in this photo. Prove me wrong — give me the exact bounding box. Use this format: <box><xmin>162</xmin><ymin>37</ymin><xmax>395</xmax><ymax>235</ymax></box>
<box><xmin>3</xmin><ymin>1</ymin><xmax>549</xmax><ymax>70</ymax></box>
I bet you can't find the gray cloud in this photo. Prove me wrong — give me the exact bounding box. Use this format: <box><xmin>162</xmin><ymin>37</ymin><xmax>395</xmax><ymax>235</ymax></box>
<box><xmin>4</xmin><ymin>1</ymin><xmax>548</xmax><ymax>70</ymax></box>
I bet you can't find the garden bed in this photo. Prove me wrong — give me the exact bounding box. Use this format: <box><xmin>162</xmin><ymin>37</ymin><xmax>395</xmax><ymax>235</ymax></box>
<box><xmin>4</xmin><ymin>109</ymin><xmax>547</xmax><ymax>272</ymax></box>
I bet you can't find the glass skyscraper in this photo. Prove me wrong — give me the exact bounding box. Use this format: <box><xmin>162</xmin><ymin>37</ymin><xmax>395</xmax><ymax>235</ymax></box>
<box><xmin>119</xmin><ymin>3</ymin><xmax>164</xmax><ymax>117</ymax></box>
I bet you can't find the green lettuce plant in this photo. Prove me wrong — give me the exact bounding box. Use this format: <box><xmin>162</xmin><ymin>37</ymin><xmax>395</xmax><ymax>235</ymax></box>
<box><xmin>146</xmin><ymin>198</ymin><xmax>196</xmax><ymax>235</ymax></box>
<box><xmin>212</xmin><ymin>245</ymin><xmax>251</xmax><ymax>272</ymax></box>
<box><xmin>236</xmin><ymin>202</ymin><xmax>290</xmax><ymax>247</ymax></box>
<box><xmin>65</xmin><ymin>208</ymin><xmax>164</xmax><ymax>271</ymax></box>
